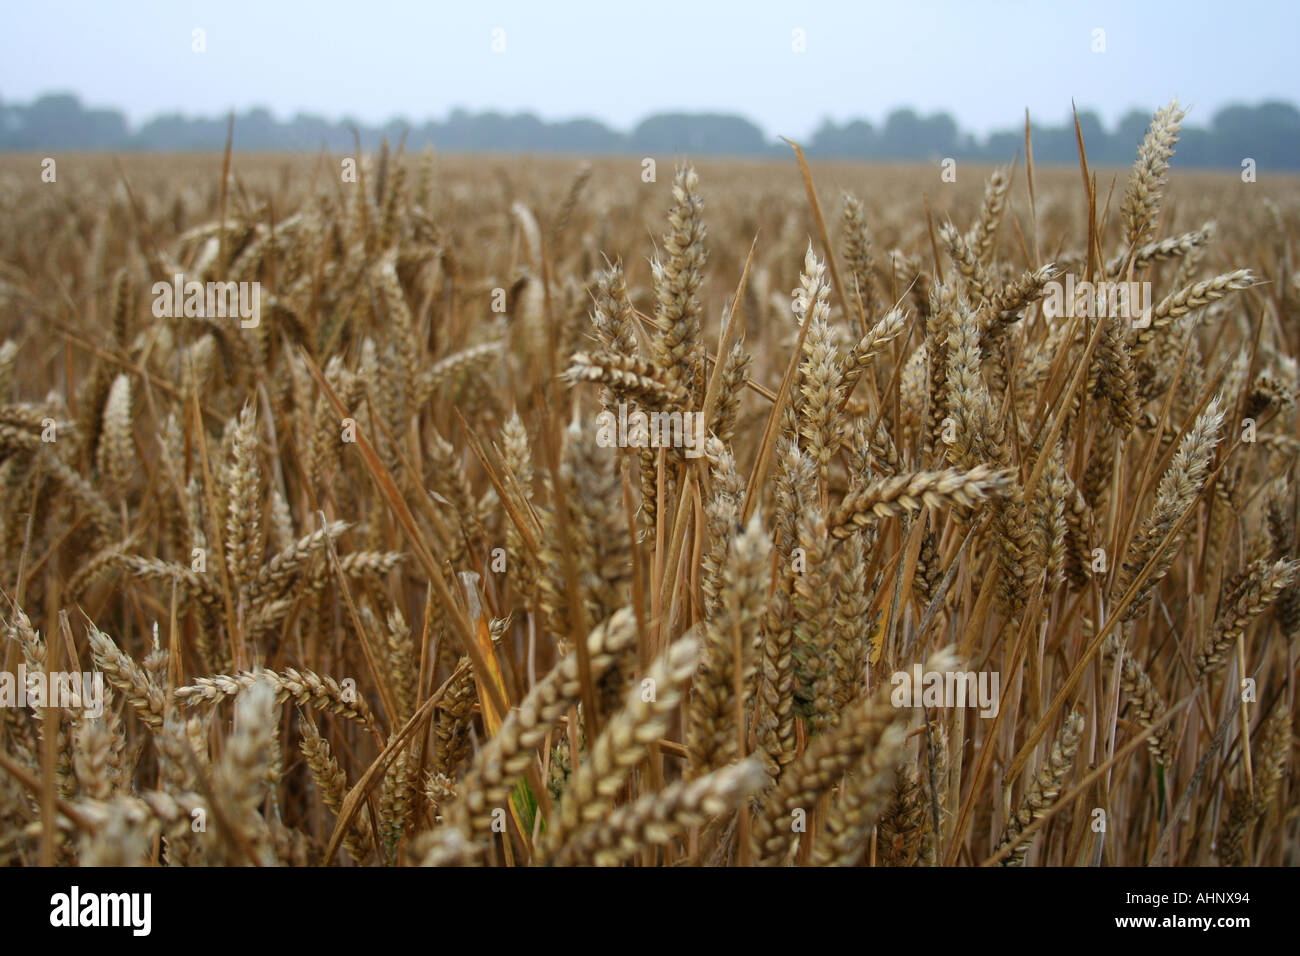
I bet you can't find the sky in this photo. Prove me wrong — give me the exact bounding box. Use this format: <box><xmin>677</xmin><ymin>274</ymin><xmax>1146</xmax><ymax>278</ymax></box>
<box><xmin>2</xmin><ymin>0</ymin><xmax>1297</xmax><ymax>139</ymax></box>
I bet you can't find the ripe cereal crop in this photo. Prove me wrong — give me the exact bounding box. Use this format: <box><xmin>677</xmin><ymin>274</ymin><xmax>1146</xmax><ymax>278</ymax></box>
<box><xmin>0</xmin><ymin>102</ymin><xmax>1297</xmax><ymax>867</ymax></box>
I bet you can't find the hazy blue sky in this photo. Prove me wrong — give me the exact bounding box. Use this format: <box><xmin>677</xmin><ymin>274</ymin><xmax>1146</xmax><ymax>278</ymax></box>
<box><xmin>2</xmin><ymin>0</ymin><xmax>1296</xmax><ymax>138</ymax></box>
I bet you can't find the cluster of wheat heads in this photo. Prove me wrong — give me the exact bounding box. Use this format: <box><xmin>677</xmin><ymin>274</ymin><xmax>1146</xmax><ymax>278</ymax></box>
<box><xmin>0</xmin><ymin>101</ymin><xmax>1297</xmax><ymax>866</ymax></box>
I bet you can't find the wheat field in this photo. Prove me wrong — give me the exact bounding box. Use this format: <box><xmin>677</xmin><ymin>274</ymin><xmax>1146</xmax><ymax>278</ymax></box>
<box><xmin>0</xmin><ymin>102</ymin><xmax>1297</xmax><ymax>867</ymax></box>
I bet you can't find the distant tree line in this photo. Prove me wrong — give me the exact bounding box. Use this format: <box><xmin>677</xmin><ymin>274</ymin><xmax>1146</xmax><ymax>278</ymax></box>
<box><xmin>2</xmin><ymin>92</ymin><xmax>1298</xmax><ymax>168</ymax></box>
